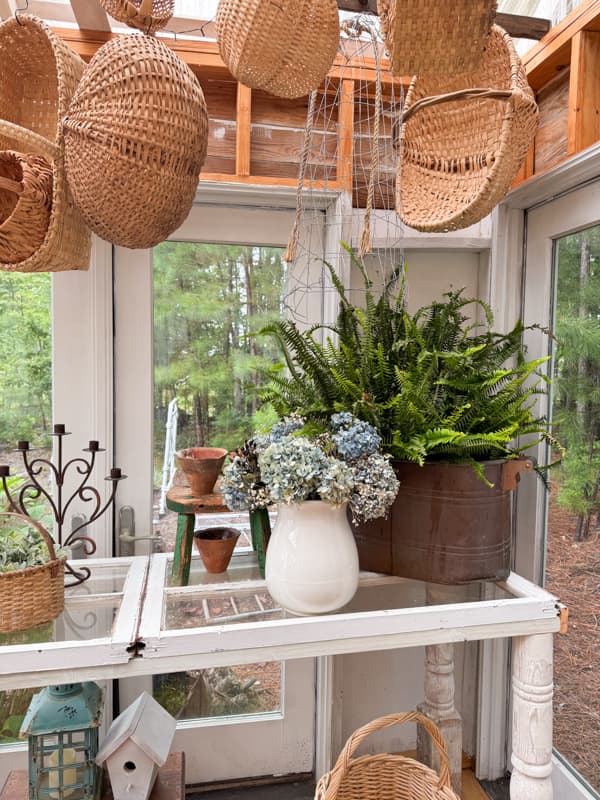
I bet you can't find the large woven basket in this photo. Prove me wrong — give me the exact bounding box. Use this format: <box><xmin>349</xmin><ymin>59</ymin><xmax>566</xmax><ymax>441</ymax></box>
<box><xmin>0</xmin><ymin>513</ymin><xmax>65</xmax><ymax>634</ymax></box>
<box><xmin>99</xmin><ymin>0</ymin><xmax>174</xmax><ymax>34</ymax></box>
<box><xmin>398</xmin><ymin>25</ymin><xmax>538</xmax><ymax>233</ymax></box>
<box><xmin>378</xmin><ymin>0</ymin><xmax>497</xmax><ymax>77</ymax></box>
<box><xmin>0</xmin><ymin>15</ymin><xmax>91</xmax><ymax>272</ymax></box>
<box><xmin>315</xmin><ymin>712</ymin><xmax>460</xmax><ymax>800</ymax></box>
<box><xmin>216</xmin><ymin>0</ymin><xmax>340</xmax><ymax>99</ymax></box>
<box><xmin>63</xmin><ymin>34</ymin><xmax>208</xmax><ymax>249</ymax></box>
<box><xmin>0</xmin><ymin>151</ymin><xmax>53</xmax><ymax>264</ymax></box>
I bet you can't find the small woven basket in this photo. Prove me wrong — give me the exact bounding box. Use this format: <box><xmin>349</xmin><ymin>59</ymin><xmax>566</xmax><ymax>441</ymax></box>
<box><xmin>0</xmin><ymin>15</ymin><xmax>91</xmax><ymax>272</ymax></box>
<box><xmin>315</xmin><ymin>711</ymin><xmax>460</xmax><ymax>800</ymax></box>
<box><xmin>216</xmin><ymin>0</ymin><xmax>340</xmax><ymax>99</ymax></box>
<box><xmin>0</xmin><ymin>151</ymin><xmax>53</xmax><ymax>264</ymax></box>
<box><xmin>398</xmin><ymin>25</ymin><xmax>538</xmax><ymax>233</ymax></box>
<box><xmin>99</xmin><ymin>0</ymin><xmax>174</xmax><ymax>35</ymax></box>
<box><xmin>63</xmin><ymin>34</ymin><xmax>209</xmax><ymax>249</ymax></box>
<box><xmin>0</xmin><ymin>512</ymin><xmax>65</xmax><ymax>634</ymax></box>
<box><xmin>377</xmin><ymin>0</ymin><xmax>497</xmax><ymax>77</ymax></box>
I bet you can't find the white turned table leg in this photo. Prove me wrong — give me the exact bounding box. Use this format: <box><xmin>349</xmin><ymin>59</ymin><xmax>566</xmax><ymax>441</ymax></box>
<box><xmin>510</xmin><ymin>633</ymin><xmax>554</xmax><ymax>800</ymax></box>
<box><xmin>417</xmin><ymin>586</ymin><xmax>462</xmax><ymax>795</ymax></box>
<box><xmin>418</xmin><ymin>642</ymin><xmax>463</xmax><ymax>795</ymax></box>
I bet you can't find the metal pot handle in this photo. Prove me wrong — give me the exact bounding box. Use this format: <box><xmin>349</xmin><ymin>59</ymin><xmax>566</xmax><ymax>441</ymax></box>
<box><xmin>501</xmin><ymin>458</ymin><xmax>534</xmax><ymax>491</ymax></box>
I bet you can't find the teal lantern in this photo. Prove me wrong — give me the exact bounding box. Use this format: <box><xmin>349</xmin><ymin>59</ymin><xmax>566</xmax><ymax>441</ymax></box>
<box><xmin>19</xmin><ymin>683</ymin><xmax>104</xmax><ymax>800</ymax></box>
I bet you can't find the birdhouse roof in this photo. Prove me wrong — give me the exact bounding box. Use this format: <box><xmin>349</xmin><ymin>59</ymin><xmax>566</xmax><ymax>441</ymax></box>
<box><xmin>96</xmin><ymin>692</ymin><xmax>176</xmax><ymax>767</ymax></box>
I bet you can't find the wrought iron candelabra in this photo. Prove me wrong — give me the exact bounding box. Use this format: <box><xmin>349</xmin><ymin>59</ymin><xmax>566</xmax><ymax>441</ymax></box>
<box><xmin>0</xmin><ymin>424</ymin><xmax>126</xmax><ymax>586</ymax></box>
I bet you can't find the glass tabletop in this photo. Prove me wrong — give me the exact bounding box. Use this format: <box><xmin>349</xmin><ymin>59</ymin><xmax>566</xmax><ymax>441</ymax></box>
<box><xmin>0</xmin><ymin>557</ymin><xmax>144</xmax><ymax>654</ymax></box>
<box><xmin>162</xmin><ymin>551</ymin><xmax>514</xmax><ymax>632</ymax></box>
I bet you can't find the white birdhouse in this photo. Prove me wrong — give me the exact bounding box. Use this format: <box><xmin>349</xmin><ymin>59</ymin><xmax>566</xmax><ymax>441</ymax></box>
<box><xmin>96</xmin><ymin>692</ymin><xmax>176</xmax><ymax>800</ymax></box>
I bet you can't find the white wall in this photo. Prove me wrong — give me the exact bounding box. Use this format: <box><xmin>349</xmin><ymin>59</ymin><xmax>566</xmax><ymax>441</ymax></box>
<box><xmin>334</xmin><ymin>246</ymin><xmax>488</xmax><ymax>761</ymax></box>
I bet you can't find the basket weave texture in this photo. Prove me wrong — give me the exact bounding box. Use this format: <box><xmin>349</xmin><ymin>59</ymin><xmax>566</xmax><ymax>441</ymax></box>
<box><xmin>377</xmin><ymin>0</ymin><xmax>497</xmax><ymax>77</ymax></box>
<box><xmin>315</xmin><ymin>712</ymin><xmax>460</xmax><ymax>800</ymax></box>
<box><xmin>0</xmin><ymin>15</ymin><xmax>91</xmax><ymax>272</ymax></box>
<box><xmin>0</xmin><ymin>151</ymin><xmax>53</xmax><ymax>264</ymax></box>
<box><xmin>216</xmin><ymin>0</ymin><xmax>340</xmax><ymax>99</ymax></box>
<box><xmin>398</xmin><ymin>25</ymin><xmax>538</xmax><ymax>233</ymax></box>
<box><xmin>99</xmin><ymin>0</ymin><xmax>174</xmax><ymax>34</ymax></box>
<box><xmin>0</xmin><ymin>513</ymin><xmax>65</xmax><ymax>634</ymax></box>
<box><xmin>63</xmin><ymin>34</ymin><xmax>209</xmax><ymax>249</ymax></box>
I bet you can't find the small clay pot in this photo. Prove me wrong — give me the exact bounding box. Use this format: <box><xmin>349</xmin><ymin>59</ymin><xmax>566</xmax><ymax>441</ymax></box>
<box><xmin>175</xmin><ymin>447</ymin><xmax>228</xmax><ymax>496</ymax></box>
<box><xmin>194</xmin><ymin>527</ymin><xmax>240</xmax><ymax>574</ymax></box>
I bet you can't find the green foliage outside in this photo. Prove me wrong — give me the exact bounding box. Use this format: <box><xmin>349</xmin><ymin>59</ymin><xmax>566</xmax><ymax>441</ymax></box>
<box><xmin>0</xmin><ymin>272</ymin><xmax>51</xmax><ymax>448</ymax></box>
<box><xmin>0</xmin><ymin>625</ymin><xmax>51</xmax><ymax>743</ymax></box>
<box><xmin>260</xmin><ymin>247</ymin><xmax>554</xmax><ymax>480</ymax></box>
<box><xmin>153</xmin><ymin>242</ymin><xmax>285</xmax><ymax>470</ymax></box>
<box><xmin>552</xmin><ymin>226</ymin><xmax>600</xmax><ymax>539</ymax></box>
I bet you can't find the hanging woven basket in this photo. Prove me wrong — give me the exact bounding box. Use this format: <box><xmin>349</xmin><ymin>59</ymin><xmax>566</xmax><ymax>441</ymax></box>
<box><xmin>377</xmin><ymin>0</ymin><xmax>497</xmax><ymax>77</ymax></box>
<box><xmin>63</xmin><ymin>34</ymin><xmax>209</xmax><ymax>249</ymax></box>
<box><xmin>0</xmin><ymin>513</ymin><xmax>66</xmax><ymax>634</ymax></box>
<box><xmin>216</xmin><ymin>0</ymin><xmax>340</xmax><ymax>99</ymax></box>
<box><xmin>397</xmin><ymin>26</ymin><xmax>538</xmax><ymax>233</ymax></box>
<box><xmin>316</xmin><ymin>711</ymin><xmax>460</xmax><ymax>800</ymax></box>
<box><xmin>0</xmin><ymin>151</ymin><xmax>53</xmax><ymax>264</ymax></box>
<box><xmin>0</xmin><ymin>15</ymin><xmax>91</xmax><ymax>272</ymax></box>
<box><xmin>0</xmin><ymin>15</ymin><xmax>84</xmax><ymax>156</ymax></box>
<box><xmin>99</xmin><ymin>0</ymin><xmax>174</xmax><ymax>35</ymax></box>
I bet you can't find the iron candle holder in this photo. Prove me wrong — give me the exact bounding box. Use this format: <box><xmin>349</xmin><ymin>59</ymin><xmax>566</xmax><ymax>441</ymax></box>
<box><xmin>0</xmin><ymin>424</ymin><xmax>126</xmax><ymax>586</ymax></box>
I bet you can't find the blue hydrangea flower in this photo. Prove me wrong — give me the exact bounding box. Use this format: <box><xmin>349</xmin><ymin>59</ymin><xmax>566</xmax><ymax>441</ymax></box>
<box><xmin>259</xmin><ymin>437</ymin><xmax>328</xmax><ymax>504</ymax></box>
<box><xmin>269</xmin><ymin>413</ymin><xmax>305</xmax><ymax>442</ymax></box>
<box><xmin>349</xmin><ymin>453</ymin><xmax>399</xmax><ymax>522</ymax></box>
<box><xmin>333</xmin><ymin>419</ymin><xmax>381</xmax><ymax>460</ymax></box>
<box><xmin>221</xmin><ymin>412</ymin><xmax>399</xmax><ymax>521</ymax></box>
<box><xmin>330</xmin><ymin>412</ymin><xmax>355</xmax><ymax>431</ymax></box>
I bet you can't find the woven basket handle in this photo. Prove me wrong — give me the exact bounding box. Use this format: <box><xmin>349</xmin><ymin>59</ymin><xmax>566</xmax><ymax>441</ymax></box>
<box><xmin>129</xmin><ymin>0</ymin><xmax>154</xmax><ymax>16</ymax></box>
<box><xmin>329</xmin><ymin>711</ymin><xmax>453</xmax><ymax>796</ymax></box>
<box><xmin>0</xmin><ymin>511</ymin><xmax>58</xmax><ymax>563</ymax></box>
<box><xmin>0</xmin><ymin>176</ymin><xmax>23</xmax><ymax>195</ymax></box>
<box><xmin>402</xmin><ymin>87</ymin><xmax>513</xmax><ymax>125</ymax></box>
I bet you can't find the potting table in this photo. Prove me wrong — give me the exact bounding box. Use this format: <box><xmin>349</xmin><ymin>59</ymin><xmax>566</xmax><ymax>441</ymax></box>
<box><xmin>0</xmin><ymin>553</ymin><xmax>567</xmax><ymax>800</ymax></box>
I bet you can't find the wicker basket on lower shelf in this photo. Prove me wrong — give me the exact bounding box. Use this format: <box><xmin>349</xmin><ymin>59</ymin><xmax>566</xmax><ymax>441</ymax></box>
<box><xmin>0</xmin><ymin>512</ymin><xmax>65</xmax><ymax>634</ymax></box>
<box><xmin>315</xmin><ymin>711</ymin><xmax>460</xmax><ymax>800</ymax></box>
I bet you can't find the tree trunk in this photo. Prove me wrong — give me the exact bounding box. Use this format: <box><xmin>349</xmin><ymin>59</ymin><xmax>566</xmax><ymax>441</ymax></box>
<box><xmin>243</xmin><ymin>249</ymin><xmax>258</xmax><ymax>415</ymax></box>
<box><xmin>193</xmin><ymin>392</ymin><xmax>206</xmax><ymax>446</ymax></box>
<box><xmin>576</xmin><ymin>235</ymin><xmax>591</xmax><ymax>425</ymax></box>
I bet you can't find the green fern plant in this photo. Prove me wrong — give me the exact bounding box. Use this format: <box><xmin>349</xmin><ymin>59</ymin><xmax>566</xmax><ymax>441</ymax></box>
<box><xmin>258</xmin><ymin>246</ymin><xmax>556</xmax><ymax>473</ymax></box>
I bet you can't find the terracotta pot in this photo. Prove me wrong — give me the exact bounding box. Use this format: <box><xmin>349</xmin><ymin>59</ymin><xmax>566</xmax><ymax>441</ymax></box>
<box><xmin>175</xmin><ymin>447</ymin><xmax>228</xmax><ymax>496</ymax></box>
<box><xmin>194</xmin><ymin>527</ymin><xmax>240</xmax><ymax>573</ymax></box>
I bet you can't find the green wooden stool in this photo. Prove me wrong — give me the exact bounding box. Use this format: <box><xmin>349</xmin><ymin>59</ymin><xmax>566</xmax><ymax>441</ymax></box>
<box><xmin>166</xmin><ymin>486</ymin><xmax>229</xmax><ymax>586</ymax></box>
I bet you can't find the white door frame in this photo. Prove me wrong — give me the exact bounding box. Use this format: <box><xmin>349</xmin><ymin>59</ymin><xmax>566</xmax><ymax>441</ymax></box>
<box><xmin>477</xmin><ymin>143</ymin><xmax>600</xmax><ymax>789</ymax></box>
<box><xmin>112</xmin><ymin>182</ymin><xmax>341</xmax><ymax>784</ymax></box>
<box><xmin>52</xmin><ymin>236</ymin><xmax>114</xmax><ymax>559</ymax></box>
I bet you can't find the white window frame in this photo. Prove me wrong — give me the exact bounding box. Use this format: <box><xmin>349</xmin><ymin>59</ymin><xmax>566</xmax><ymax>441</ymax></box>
<box><xmin>477</xmin><ymin>142</ymin><xmax>600</xmax><ymax>791</ymax></box>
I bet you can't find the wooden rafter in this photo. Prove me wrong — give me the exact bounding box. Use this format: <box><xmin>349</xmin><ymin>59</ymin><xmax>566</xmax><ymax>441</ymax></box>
<box><xmin>0</xmin><ymin>0</ymin><xmax>16</xmax><ymax>19</ymax></box>
<box><xmin>69</xmin><ymin>0</ymin><xmax>111</xmax><ymax>31</ymax></box>
<box><xmin>336</xmin><ymin>1</ymin><xmax>551</xmax><ymax>40</ymax></box>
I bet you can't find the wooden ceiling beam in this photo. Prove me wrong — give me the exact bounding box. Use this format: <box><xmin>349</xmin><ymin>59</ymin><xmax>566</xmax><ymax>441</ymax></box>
<box><xmin>336</xmin><ymin>1</ymin><xmax>551</xmax><ymax>40</ymax></box>
<box><xmin>0</xmin><ymin>0</ymin><xmax>16</xmax><ymax>20</ymax></box>
<box><xmin>69</xmin><ymin>0</ymin><xmax>111</xmax><ymax>31</ymax></box>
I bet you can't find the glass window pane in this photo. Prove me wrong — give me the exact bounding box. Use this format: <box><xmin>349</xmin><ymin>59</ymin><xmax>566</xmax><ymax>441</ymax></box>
<box><xmin>151</xmin><ymin>242</ymin><xmax>287</xmax><ymax>724</ymax></box>
<box><xmin>0</xmin><ymin>271</ymin><xmax>51</xmax><ymax>748</ymax></box>
<box><xmin>546</xmin><ymin>224</ymin><xmax>600</xmax><ymax>792</ymax></box>
<box><xmin>0</xmin><ymin>271</ymin><xmax>51</xmax><ymax>464</ymax></box>
<box><xmin>153</xmin><ymin>663</ymin><xmax>282</xmax><ymax>721</ymax></box>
